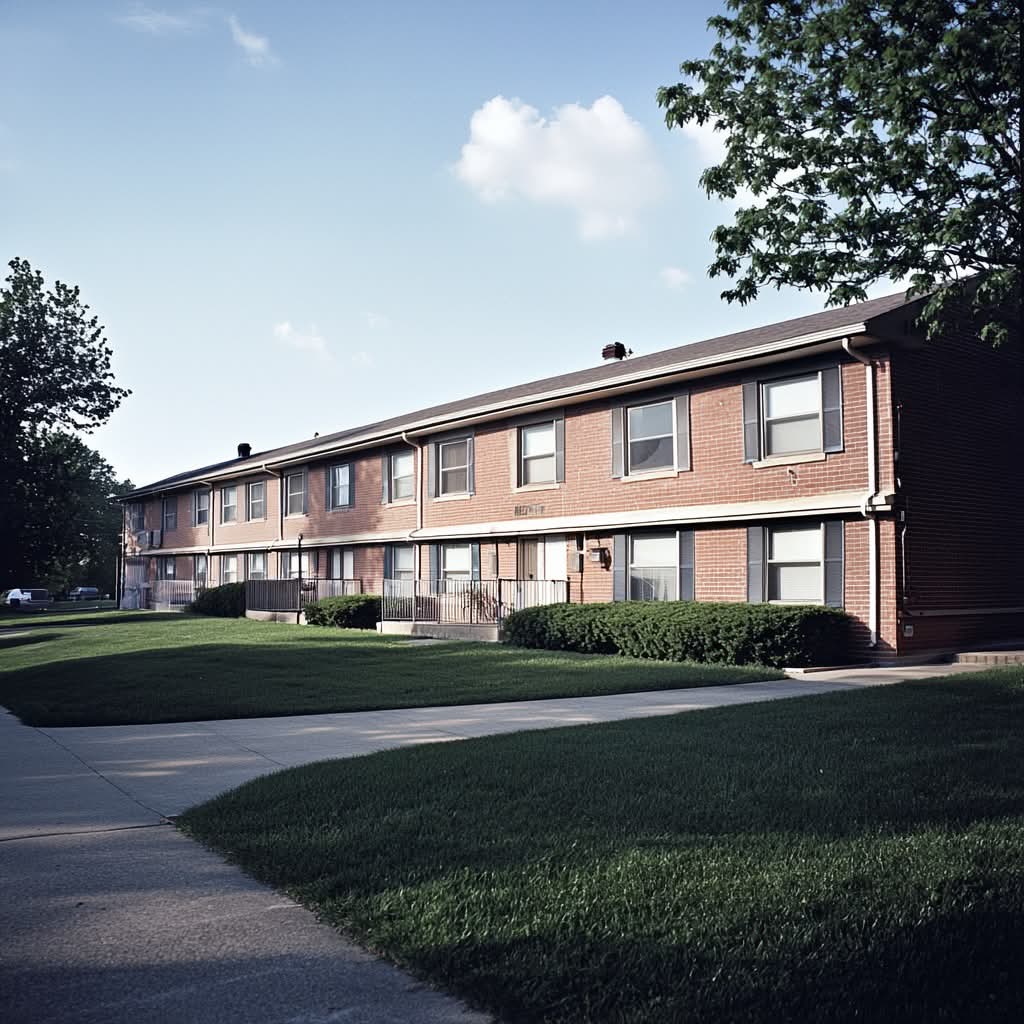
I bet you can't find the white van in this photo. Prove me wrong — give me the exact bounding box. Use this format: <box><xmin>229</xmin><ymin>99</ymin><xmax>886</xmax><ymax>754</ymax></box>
<box><xmin>1</xmin><ymin>588</ymin><xmax>54</xmax><ymax>611</ymax></box>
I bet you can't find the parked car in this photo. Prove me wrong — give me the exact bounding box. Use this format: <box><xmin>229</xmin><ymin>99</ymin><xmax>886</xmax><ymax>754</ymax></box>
<box><xmin>69</xmin><ymin>586</ymin><xmax>101</xmax><ymax>601</ymax></box>
<box><xmin>2</xmin><ymin>588</ymin><xmax>54</xmax><ymax>611</ymax></box>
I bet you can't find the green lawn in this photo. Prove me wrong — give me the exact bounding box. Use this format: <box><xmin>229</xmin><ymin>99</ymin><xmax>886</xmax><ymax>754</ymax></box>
<box><xmin>0</xmin><ymin>613</ymin><xmax>781</xmax><ymax>726</ymax></box>
<box><xmin>180</xmin><ymin>668</ymin><xmax>1024</xmax><ymax>1023</ymax></box>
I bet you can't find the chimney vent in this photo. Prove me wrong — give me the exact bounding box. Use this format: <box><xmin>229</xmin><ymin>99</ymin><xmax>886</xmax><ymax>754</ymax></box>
<box><xmin>602</xmin><ymin>342</ymin><xmax>630</xmax><ymax>361</ymax></box>
<box><xmin>237</xmin><ymin>442</ymin><xmax>252</xmax><ymax>459</ymax></box>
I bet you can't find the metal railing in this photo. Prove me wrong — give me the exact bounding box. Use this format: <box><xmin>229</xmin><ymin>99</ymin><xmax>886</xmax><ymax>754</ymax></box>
<box><xmin>149</xmin><ymin>579</ymin><xmax>198</xmax><ymax>608</ymax></box>
<box><xmin>381</xmin><ymin>578</ymin><xmax>569</xmax><ymax>625</ymax></box>
<box><xmin>245</xmin><ymin>577</ymin><xmax>365</xmax><ymax>612</ymax></box>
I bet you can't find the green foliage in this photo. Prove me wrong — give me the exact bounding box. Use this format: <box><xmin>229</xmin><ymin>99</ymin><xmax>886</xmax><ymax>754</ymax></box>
<box><xmin>303</xmin><ymin>594</ymin><xmax>382</xmax><ymax>629</ymax></box>
<box><xmin>190</xmin><ymin>583</ymin><xmax>246</xmax><ymax>618</ymax></box>
<box><xmin>503</xmin><ymin>601</ymin><xmax>851</xmax><ymax>667</ymax></box>
<box><xmin>657</xmin><ymin>1</ymin><xmax>1021</xmax><ymax>344</ymax></box>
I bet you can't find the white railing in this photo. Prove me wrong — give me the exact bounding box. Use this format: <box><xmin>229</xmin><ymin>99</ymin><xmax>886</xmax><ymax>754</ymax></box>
<box><xmin>382</xmin><ymin>578</ymin><xmax>569</xmax><ymax>625</ymax></box>
<box><xmin>149</xmin><ymin>579</ymin><xmax>197</xmax><ymax>608</ymax></box>
<box><xmin>246</xmin><ymin>577</ymin><xmax>365</xmax><ymax>612</ymax></box>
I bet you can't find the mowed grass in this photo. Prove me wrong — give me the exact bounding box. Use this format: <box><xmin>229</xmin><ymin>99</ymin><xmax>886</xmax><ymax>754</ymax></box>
<box><xmin>180</xmin><ymin>669</ymin><xmax>1024</xmax><ymax>1023</ymax></box>
<box><xmin>0</xmin><ymin>613</ymin><xmax>781</xmax><ymax>726</ymax></box>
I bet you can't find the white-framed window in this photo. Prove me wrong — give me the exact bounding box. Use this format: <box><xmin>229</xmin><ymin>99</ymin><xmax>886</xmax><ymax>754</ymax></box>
<box><xmin>767</xmin><ymin>525</ymin><xmax>823</xmax><ymax>603</ymax></box>
<box><xmin>280</xmin><ymin>551</ymin><xmax>311</xmax><ymax>579</ymax></box>
<box><xmin>246</xmin><ymin>552</ymin><xmax>267</xmax><ymax>580</ymax></box>
<box><xmin>221</xmin><ymin>554</ymin><xmax>238</xmax><ymax>584</ymax></box>
<box><xmin>761</xmin><ymin>375</ymin><xmax>821</xmax><ymax>457</ymax></box>
<box><xmin>629</xmin><ymin>534</ymin><xmax>677</xmax><ymax>601</ymax></box>
<box><xmin>129</xmin><ymin>503</ymin><xmax>145</xmax><ymax>533</ymax></box>
<box><xmin>285</xmin><ymin>472</ymin><xmax>306</xmax><ymax>516</ymax></box>
<box><xmin>519</xmin><ymin>421</ymin><xmax>556</xmax><ymax>486</ymax></box>
<box><xmin>330</xmin><ymin>548</ymin><xmax>355</xmax><ymax>580</ymax></box>
<box><xmin>438</xmin><ymin>438</ymin><xmax>470</xmax><ymax>495</ymax></box>
<box><xmin>158</xmin><ymin>556</ymin><xmax>176</xmax><ymax>580</ymax></box>
<box><xmin>389</xmin><ymin>451</ymin><xmax>415</xmax><ymax>501</ymax></box>
<box><xmin>626</xmin><ymin>400</ymin><xmax>675</xmax><ymax>474</ymax></box>
<box><xmin>221</xmin><ymin>485</ymin><xmax>238</xmax><ymax>524</ymax></box>
<box><xmin>161</xmin><ymin>497</ymin><xmax>177</xmax><ymax>532</ymax></box>
<box><xmin>389</xmin><ymin>544</ymin><xmax>415</xmax><ymax>581</ymax></box>
<box><xmin>194</xmin><ymin>554</ymin><xmax>208</xmax><ymax>586</ymax></box>
<box><xmin>247</xmin><ymin>481</ymin><xmax>265</xmax><ymax>520</ymax></box>
<box><xmin>328</xmin><ymin>463</ymin><xmax>352</xmax><ymax>509</ymax></box>
<box><xmin>194</xmin><ymin>490</ymin><xmax>210</xmax><ymax>526</ymax></box>
<box><xmin>441</xmin><ymin>543</ymin><xmax>473</xmax><ymax>581</ymax></box>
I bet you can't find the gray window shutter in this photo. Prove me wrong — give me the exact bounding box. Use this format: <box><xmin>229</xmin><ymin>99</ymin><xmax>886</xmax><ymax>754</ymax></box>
<box><xmin>747</xmin><ymin>526</ymin><xmax>765</xmax><ymax>603</ymax></box>
<box><xmin>427</xmin><ymin>444</ymin><xmax>436</xmax><ymax>498</ymax></box>
<box><xmin>471</xmin><ymin>543</ymin><xmax>481</xmax><ymax>581</ymax></box>
<box><xmin>824</xmin><ymin>520</ymin><xmax>844</xmax><ymax>607</ymax></box>
<box><xmin>428</xmin><ymin>544</ymin><xmax>440</xmax><ymax>594</ymax></box>
<box><xmin>381</xmin><ymin>454</ymin><xmax>390</xmax><ymax>504</ymax></box>
<box><xmin>302</xmin><ymin>471</ymin><xmax>308</xmax><ymax>515</ymax></box>
<box><xmin>675</xmin><ymin>393</ymin><xmax>691</xmax><ymax>471</ymax></box>
<box><xmin>554</xmin><ymin>415</ymin><xmax>566</xmax><ymax>483</ymax></box>
<box><xmin>821</xmin><ymin>367</ymin><xmax>843</xmax><ymax>453</ymax></box>
<box><xmin>383</xmin><ymin>545</ymin><xmax>393</xmax><ymax>580</ymax></box>
<box><xmin>678</xmin><ymin>529</ymin><xmax>695</xmax><ymax>601</ymax></box>
<box><xmin>190</xmin><ymin>492</ymin><xmax>196</xmax><ymax>527</ymax></box>
<box><xmin>466</xmin><ymin>435</ymin><xmax>475</xmax><ymax>495</ymax></box>
<box><xmin>611</xmin><ymin>407</ymin><xmax>625</xmax><ymax>478</ymax></box>
<box><xmin>612</xmin><ymin>533</ymin><xmax>627</xmax><ymax>602</ymax></box>
<box><xmin>348</xmin><ymin>464</ymin><xmax>355</xmax><ymax>508</ymax></box>
<box><xmin>742</xmin><ymin>382</ymin><xmax>760</xmax><ymax>463</ymax></box>
<box><xmin>325</xmin><ymin>466</ymin><xmax>333</xmax><ymax>510</ymax></box>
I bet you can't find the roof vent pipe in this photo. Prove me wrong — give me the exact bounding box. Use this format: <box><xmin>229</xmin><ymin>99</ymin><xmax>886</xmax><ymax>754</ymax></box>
<box><xmin>602</xmin><ymin>342</ymin><xmax>631</xmax><ymax>361</ymax></box>
<box><xmin>237</xmin><ymin>443</ymin><xmax>252</xmax><ymax>459</ymax></box>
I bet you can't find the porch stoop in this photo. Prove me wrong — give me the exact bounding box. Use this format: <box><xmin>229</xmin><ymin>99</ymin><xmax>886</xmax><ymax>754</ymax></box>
<box><xmin>953</xmin><ymin>650</ymin><xmax>1024</xmax><ymax>665</ymax></box>
<box><xmin>378</xmin><ymin>621</ymin><xmax>500</xmax><ymax>642</ymax></box>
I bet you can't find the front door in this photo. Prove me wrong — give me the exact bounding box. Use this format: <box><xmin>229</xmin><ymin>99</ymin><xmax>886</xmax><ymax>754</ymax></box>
<box><xmin>518</xmin><ymin>539</ymin><xmax>540</xmax><ymax>580</ymax></box>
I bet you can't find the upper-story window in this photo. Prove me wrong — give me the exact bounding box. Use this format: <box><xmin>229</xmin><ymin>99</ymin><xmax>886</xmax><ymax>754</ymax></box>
<box><xmin>161</xmin><ymin>497</ymin><xmax>177</xmax><ymax>533</ymax></box>
<box><xmin>128</xmin><ymin>503</ymin><xmax>145</xmax><ymax>533</ymax></box>
<box><xmin>389</xmin><ymin>451</ymin><xmax>415</xmax><ymax>502</ymax></box>
<box><xmin>221</xmin><ymin>485</ymin><xmax>238</xmax><ymax>523</ymax></box>
<box><xmin>438</xmin><ymin>438</ymin><xmax>471</xmax><ymax>496</ymax></box>
<box><xmin>247</xmin><ymin>481</ymin><xmax>265</xmax><ymax>520</ymax></box>
<box><xmin>627</xmin><ymin>401</ymin><xmax>675</xmax><ymax>474</ymax></box>
<box><xmin>285</xmin><ymin>471</ymin><xmax>307</xmax><ymax>516</ymax></box>
<box><xmin>743</xmin><ymin>366</ymin><xmax>842</xmax><ymax>463</ymax></box>
<box><xmin>193</xmin><ymin>490</ymin><xmax>210</xmax><ymax>526</ymax></box>
<box><xmin>328</xmin><ymin>463</ymin><xmax>352</xmax><ymax>509</ymax></box>
<box><xmin>519</xmin><ymin>422</ymin><xmax>556</xmax><ymax>485</ymax></box>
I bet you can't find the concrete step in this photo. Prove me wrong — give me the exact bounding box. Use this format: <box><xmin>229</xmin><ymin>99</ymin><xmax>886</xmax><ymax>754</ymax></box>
<box><xmin>953</xmin><ymin>651</ymin><xmax>1024</xmax><ymax>665</ymax></box>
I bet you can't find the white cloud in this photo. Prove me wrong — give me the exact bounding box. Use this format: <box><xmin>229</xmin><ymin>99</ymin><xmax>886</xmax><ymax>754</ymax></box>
<box><xmin>116</xmin><ymin>5</ymin><xmax>196</xmax><ymax>35</ymax></box>
<box><xmin>659</xmin><ymin>266</ymin><xmax>693</xmax><ymax>289</ymax></box>
<box><xmin>351</xmin><ymin>350</ymin><xmax>373</xmax><ymax>368</ymax></box>
<box><xmin>455</xmin><ymin>95</ymin><xmax>666</xmax><ymax>240</ymax></box>
<box><xmin>273</xmin><ymin>322</ymin><xmax>329</xmax><ymax>359</ymax></box>
<box><xmin>364</xmin><ymin>312</ymin><xmax>390</xmax><ymax>331</ymax></box>
<box><xmin>227</xmin><ymin>14</ymin><xmax>277</xmax><ymax>66</ymax></box>
<box><xmin>679</xmin><ymin>120</ymin><xmax>729</xmax><ymax>166</ymax></box>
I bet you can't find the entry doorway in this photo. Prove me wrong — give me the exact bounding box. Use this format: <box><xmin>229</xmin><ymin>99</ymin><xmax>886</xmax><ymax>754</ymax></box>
<box><xmin>517</xmin><ymin>536</ymin><xmax>567</xmax><ymax>581</ymax></box>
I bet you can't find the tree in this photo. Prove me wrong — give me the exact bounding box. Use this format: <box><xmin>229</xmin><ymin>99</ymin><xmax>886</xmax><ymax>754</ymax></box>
<box><xmin>657</xmin><ymin>0</ymin><xmax>1021</xmax><ymax>344</ymax></box>
<box><xmin>0</xmin><ymin>258</ymin><xmax>130</xmax><ymax>585</ymax></box>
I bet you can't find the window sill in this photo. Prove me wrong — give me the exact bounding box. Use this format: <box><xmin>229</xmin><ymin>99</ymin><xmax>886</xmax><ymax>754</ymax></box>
<box><xmin>513</xmin><ymin>482</ymin><xmax>562</xmax><ymax>494</ymax></box>
<box><xmin>284</xmin><ymin>513</ymin><xmax>308</xmax><ymax>519</ymax></box>
<box><xmin>385</xmin><ymin>498</ymin><xmax>416</xmax><ymax>507</ymax></box>
<box><xmin>620</xmin><ymin>468</ymin><xmax>681</xmax><ymax>483</ymax></box>
<box><xmin>432</xmin><ymin>493</ymin><xmax>472</xmax><ymax>502</ymax></box>
<box><xmin>328</xmin><ymin>505</ymin><xmax>355</xmax><ymax>513</ymax></box>
<box><xmin>752</xmin><ymin>451</ymin><xmax>828</xmax><ymax>469</ymax></box>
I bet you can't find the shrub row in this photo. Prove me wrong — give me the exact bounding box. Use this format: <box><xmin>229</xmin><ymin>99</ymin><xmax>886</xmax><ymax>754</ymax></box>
<box><xmin>502</xmin><ymin>601</ymin><xmax>851</xmax><ymax>668</ymax></box>
<box><xmin>190</xmin><ymin>583</ymin><xmax>246</xmax><ymax>618</ymax></box>
<box><xmin>303</xmin><ymin>594</ymin><xmax>382</xmax><ymax>629</ymax></box>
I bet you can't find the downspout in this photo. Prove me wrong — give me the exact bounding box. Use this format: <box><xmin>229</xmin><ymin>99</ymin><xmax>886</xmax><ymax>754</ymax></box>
<box><xmin>841</xmin><ymin>337</ymin><xmax>878</xmax><ymax>647</ymax></box>
<box><xmin>401</xmin><ymin>431</ymin><xmax>422</xmax><ymax>586</ymax></box>
<box><xmin>265</xmin><ymin>465</ymin><xmax>284</xmax><ymax>575</ymax></box>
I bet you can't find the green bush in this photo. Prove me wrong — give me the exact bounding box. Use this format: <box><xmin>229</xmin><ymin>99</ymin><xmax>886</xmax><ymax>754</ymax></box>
<box><xmin>304</xmin><ymin>594</ymin><xmax>381</xmax><ymax>629</ymax></box>
<box><xmin>502</xmin><ymin>601</ymin><xmax>851</xmax><ymax>667</ymax></box>
<box><xmin>189</xmin><ymin>583</ymin><xmax>246</xmax><ymax>618</ymax></box>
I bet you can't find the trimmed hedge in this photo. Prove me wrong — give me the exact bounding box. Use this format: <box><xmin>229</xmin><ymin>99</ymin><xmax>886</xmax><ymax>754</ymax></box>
<box><xmin>304</xmin><ymin>594</ymin><xmax>382</xmax><ymax>629</ymax></box>
<box><xmin>502</xmin><ymin>601</ymin><xmax>851</xmax><ymax>668</ymax></box>
<box><xmin>190</xmin><ymin>583</ymin><xmax>246</xmax><ymax>618</ymax></box>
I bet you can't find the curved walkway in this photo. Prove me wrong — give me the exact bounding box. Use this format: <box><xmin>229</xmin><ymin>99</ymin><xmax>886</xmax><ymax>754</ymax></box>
<box><xmin>0</xmin><ymin>663</ymin><xmax>985</xmax><ymax>1023</ymax></box>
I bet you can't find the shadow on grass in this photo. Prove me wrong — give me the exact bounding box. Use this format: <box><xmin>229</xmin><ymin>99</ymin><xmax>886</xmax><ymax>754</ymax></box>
<box><xmin>0</xmin><ymin>632</ymin><xmax>55</xmax><ymax>651</ymax></box>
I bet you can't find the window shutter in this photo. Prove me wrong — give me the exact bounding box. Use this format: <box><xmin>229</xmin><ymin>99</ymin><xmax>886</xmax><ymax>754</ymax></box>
<box><xmin>678</xmin><ymin>529</ymin><xmax>695</xmax><ymax>601</ymax></box>
<box><xmin>471</xmin><ymin>543</ymin><xmax>481</xmax><ymax>581</ymax></box>
<box><xmin>554</xmin><ymin>415</ymin><xmax>566</xmax><ymax>483</ymax></box>
<box><xmin>821</xmin><ymin>367</ymin><xmax>843</xmax><ymax>453</ymax></box>
<box><xmin>742</xmin><ymin>382</ymin><xmax>760</xmax><ymax>462</ymax></box>
<box><xmin>612</xmin><ymin>533</ymin><xmax>627</xmax><ymax>602</ymax></box>
<box><xmin>325</xmin><ymin>466</ymin><xmax>333</xmax><ymax>510</ymax></box>
<box><xmin>747</xmin><ymin>526</ymin><xmax>765</xmax><ymax>603</ymax></box>
<box><xmin>302</xmin><ymin>471</ymin><xmax>308</xmax><ymax>515</ymax></box>
<box><xmin>383</xmin><ymin>545</ymin><xmax>393</xmax><ymax>580</ymax></box>
<box><xmin>675</xmin><ymin>393</ymin><xmax>691</xmax><ymax>472</ymax></box>
<box><xmin>428</xmin><ymin>544</ymin><xmax>440</xmax><ymax>594</ymax></box>
<box><xmin>427</xmin><ymin>444</ymin><xmax>436</xmax><ymax>498</ymax></box>
<box><xmin>189</xmin><ymin>492</ymin><xmax>196</xmax><ymax>527</ymax></box>
<box><xmin>348</xmin><ymin>464</ymin><xmax>355</xmax><ymax>508</ymax></box>
<box><xmin>610</xmin><ymin>407</ymin><xmax>625</xmax><ymax>478</ymax></box>
<box><xmin>824</xmin><ymin>520</ymin><xmax>844</xmax><ymax>607</ymax></box>
<box><xmin>466</xmin><ymin>435</ymin><xmax>475</xmax><ymax>495</ymax></box>
<box><xmin>381</xmin><ymin>454</ymin><xmax>390</xmax><ymax>504</ymax></box>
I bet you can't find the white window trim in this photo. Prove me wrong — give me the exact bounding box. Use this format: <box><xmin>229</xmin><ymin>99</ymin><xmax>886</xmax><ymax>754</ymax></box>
<box><xmin>246</xmin><ymin>481</ymin><xmax>266</xmax><ymax>521</ymax></box>
<box><xmin>437</xmin><ymin>438</ymin><xmax>471</xmax><ymax>497</ymax></box>
<box><xmin>162</xmin><ymin>498</ymin><xmax>177</xmax><ymax>532</ymax></box>
<box><xmin>194</xmin><ymin>490</ymin><xmax>210</xmax><ymax>526</ymax></box>
<box><xmin>220</xmin><ymin>486</ymin><xmax>238</xmax><ymax>525</ymax></box>
<box><xmin>328</xmin><ymin>463</ymin><xmax>352</xmax><ymax>510</ymax></box>
<box><xmin>246</xmin><ymin>551</ymin><xmax>267</xmax><ymax>580</ymax></box>
<box><xmin>388</xmin><ymin>451</ymin><xmax>416</xmax><ymax>504</ymax></box>
<box><xmin>759</xmin><ymin>372</ymin><xmax>824</xmax><ymax>460</ymax></box>
<box><xmin>627</xmin><ymin>533</ymin><xmax>678</xmax><ymax>602</ymax></box>
<box><xmin>624</xmin><ymin>399</ymin><xmax>676</xmax><ymax>478</ymax></box>
<box><xmin>766</xmin><ymin>523</ymin><xmax>825</xmax><ymax>604</ymax></box>
<box><xmin>284</xmin><ymin>471</ymin><xmax>307</xmax><ymax>518</ymax></box>
<box><xmin>518</xmin><ymin>421</ymin><xmax>557</xmax><ymax>488</ymax></box>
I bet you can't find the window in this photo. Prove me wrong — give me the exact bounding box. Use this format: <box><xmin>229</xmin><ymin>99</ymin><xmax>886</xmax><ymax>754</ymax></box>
<box><xmin>129</xmin><ymin>503</ymin><xmax>145</xmax><ymax>533</ymax></box>
<box><xmin>331</xmin><ymin>548</ymin><xmax>355</xmax><ymax>579</ymax></box>
<box><xmin>194</xmin><ymin>490</ymin><xmax>210</xmax><ymax>526</ymax></box>
<box><xmin>221</xmin><ymin>486</ymin><xmax>238</xmax><ymax>524</ymax></box>
<box><xmin>389</xmin><ymin>545</ymin><xmax>415</xmax><ymax>580</ymax></box>
<box><xmin>328</xmin><ymin>463</ymin><xmax>352</xmax><ymax>509</ymax></box>
<box><xmin>762</xmin><ymin>375</ymin><xmax>820</xmax><ymax>457</ymax></box>
<box><xmin>438</xmin><ymin>439</ymin><xmax>469</xmax><ymax>495</ymax></box>
<box><xmin>627</xmin><ymin>401</ymin><xmax>675</xmax><ymax>474</ymax></box>
<box><xmin>280</xmin><ymin>551</ymin><xmax>311</xmax><ymax>579</ymax></box>
<box><xmin>519</xmin><ymin>422</ymin><xmax>556</xmax><ymax>485</ymax></box>
<box><xmin>221</xmin><ymin>554</ymin><xmax>238</xmax><ymax>584</ymax></box>
<box><xmin>194</xmin><ymin>554</ymin><xmax>208</xmax><ymax>587</ymax></box>
<box><xmin>629</xmin><ymin>534</ymin><xmax>677</xmax><ymax>601</ymax></box>
<box><xmin>162</xmin><ymin>497</ymin><xmax>177</xmax><ymax>532</ymax></box>
<box><xmin>246</xmin><ymin>552</ymin><xmax>266</xmax><ymax>580</ymax></box>
<box><xmin>767</xmin><ymin>526</ymin><xmax>822</xmax><ymax>603</ymax></box>
<box><xmin>441</xmin><ymin>543</ymin><xmax>473</xmax><ymax>581</ymax></box>
<box><xmin>389</xmin><ymin>451</ymin><xmax>414</xmax><ymax>501</ymax></box>
<box><xmin>247</xmin><ymin>481</ymin><xmax>265</xmax><ymax>520</ymax></box>
<box><xmin>285</xmin><ymin>472</ymin><xmax>306</xmax><ymax>516</ymax></box>
<box><xmin>158</xmin><ymin>556</ymin><xmax>176</xmax><ymax>580</ymax></box>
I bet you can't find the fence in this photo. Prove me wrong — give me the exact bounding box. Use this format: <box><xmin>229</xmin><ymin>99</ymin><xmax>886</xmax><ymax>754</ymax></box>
<box><xmin>149</xmin><ymin>580</ymin><xmax>197</xmax><ymax>609</ymax></box>
<box><xmin>381</xmin><ymin>578</ymin><xmax>569</xmax><ymax>626</ymax></box>
<box><xmin>246</xmin><ymin>577</ymin><xmax>364</xmax><ymax>612</ymax></box>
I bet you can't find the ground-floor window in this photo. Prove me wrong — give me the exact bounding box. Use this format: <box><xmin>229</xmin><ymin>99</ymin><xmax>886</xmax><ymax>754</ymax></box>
<box><xmin>613</xmin><ymin>530</ymin><xmax>694</xmax><ymax>602</ymax></box>
<box><xmin>194</xmin><ymin>554</ymin><xmax>207</xmax><ymax>587</ymax></box>
<box><xmin>767</xmin><ymin>525</ymin><xmax>822</xmax><ymax>603</ymax></box>
<box><xmin>280</xmin><ymin>551</ymin><xmax>311</xmax><ymax>579</ymax></box>
<box><xmin>331</xmin><ymin>548</ymin><xmax>355</xmax><ymax>579</ymax></box>
<box><xmin>441</xmin><ymin>543</ymin><xmax>473</xmax><ymax>581</ymax></box>
<box><xmin>246</xmin><ymin>552</ymin><xmax>267</xmax><ymax>580</ymax></box>
<box><xmin>158</xmin><ymin>556</ymin><xmax>176</xmax><ymax>580</ymax></box>
<box><xmin>221</xmin><ymin>554</ymin><xmax>238</xmax><ymax>584</ymax></box>
<box><xmin>385</xmin><ymin>544</ymin><xmax>415</xmax><ymax>580</ymax></box>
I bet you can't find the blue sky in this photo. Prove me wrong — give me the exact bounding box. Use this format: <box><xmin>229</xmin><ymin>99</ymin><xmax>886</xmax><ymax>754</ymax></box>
<box><xmin>2</xmin><ymin>1</ymin><xmax>851</xmax><ymax>485</ymax></box>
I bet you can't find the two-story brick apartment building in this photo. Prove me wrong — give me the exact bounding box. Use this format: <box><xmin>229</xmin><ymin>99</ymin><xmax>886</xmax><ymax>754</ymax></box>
<box><xmin>119</xmin><ymin>289</ymin><xmax>1023</xmax><ymax>660</ymax></box>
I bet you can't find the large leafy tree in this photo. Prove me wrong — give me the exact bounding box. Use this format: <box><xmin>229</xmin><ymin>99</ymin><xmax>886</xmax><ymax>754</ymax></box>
<box><xmin>0</xmin><ymin>258</ymin><xmax>130</xmax><ymax>587</ymax></box>
<box><xmin>658</xmin><ymin>0</ymin><xmax>1021</xmax><ymax>344</ymax></box>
